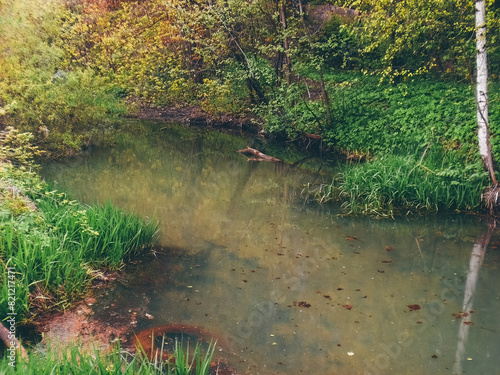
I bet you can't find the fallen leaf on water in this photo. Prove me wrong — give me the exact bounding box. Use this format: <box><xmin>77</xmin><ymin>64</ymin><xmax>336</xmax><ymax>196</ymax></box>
<box><xmin>385</xmin><ymin>246</ymin><xmax>395</xmax><ymax>251</ymax></box>
<box><xmin>345</xmin><ymin>236</ymin><xmax>358</xmax><ymax>241</ymax></box>
<box><xmin>342</xmin><ymin>304</ymin><xmax>353</xmax><ymax>310</ymax></box>
<box><xmin>432</xmin><ymin>355</ymin><xmax>438</xmax><ymax>359</ymax></box>
<box><xmin>452</xmin><ymin>312</ymin><xmax>470</xmax><ymax>319</ymax></box>
<box><xmin>463</xmin><ymin>321</ymin><xmax>474</xmax><ymax>325</ymax></box>
<box><xmin>408</xmin><ymin>304</ymin><xmax>421</xmax><ymax>311</ymax></box>
<box><xmin>293</xmin><ymin>301</ymin><xmax>311</xmax><ymax>308</ymax></box>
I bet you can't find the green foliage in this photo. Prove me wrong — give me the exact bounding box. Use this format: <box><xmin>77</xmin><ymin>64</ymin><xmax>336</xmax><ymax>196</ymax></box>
<box><xmin>0</xmin><ymin>341</ymin><xmax>162</xmax><ymax>374</ymax></box>
<box><xmin>312</xmin><ymin>148</ymin><xmax>488</xmax><ymax>216</ymax></box>
<box><xmin>0</xmin><ymin>128</ymin><xmax>44</xmax><ymax>168</ymax></box>
<box><xmin>0</xmin><ymin>337</ymin><xmax>216</xmax><ymax>375</ymax></box>
<box><xmin>322</xmin><ymin>74</ymin><xmax>485</xmax><ymax>156</ymax></box>
<box><xmin>0</xmin><ymin>0</ymin><xmax>128</xmax><ymax>156</ymax></box>
<box><xmin>337</xmin><ymin>0</ymin><xmax>500</xmax><ymax>81</ymax></box>
<box><xmin>167</xmin><ymin>339</ymin><xmax>216</xmax><ymax>375</ymax></box>
<box><xmin>256</xmin><ymin>81</ymin><xmax>325</xmax><ymax>139</ymax></box>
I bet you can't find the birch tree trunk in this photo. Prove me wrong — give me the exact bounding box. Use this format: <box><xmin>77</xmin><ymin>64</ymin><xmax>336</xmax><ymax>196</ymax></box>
<box><xmin>476</xmin><ymin>0</ymin><xmax>497</xmax><ymax>184</ymax></box>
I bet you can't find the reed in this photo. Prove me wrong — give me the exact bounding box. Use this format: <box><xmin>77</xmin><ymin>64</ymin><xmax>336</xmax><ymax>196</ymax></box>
<box><xmin>0</xmin><ymin>337</ymin><xmax>216</xmax><ymax>375</ymax></box>
<box><xmin>310</xmin><ymin>149</ymin><xmax>488</xmax><ymax>216</ymax></box>
<box><xmin>0</xmin><ymin>341</ymin><xmax>164</xmax><ymax>374</ymax></box>
<box><xmin>168</xmin><ymin>339</ymin><xmax>216</xmax><ymax>375</ymax></box>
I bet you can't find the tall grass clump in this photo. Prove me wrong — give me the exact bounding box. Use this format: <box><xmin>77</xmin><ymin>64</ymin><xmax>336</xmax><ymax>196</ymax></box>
<box><xmin>167</xmin><ymin>339</ymin><xmax>216</xmax><ymax>375</ymax></box>
<box><xmin>0</xmin><ymin>341</ymin><xmax>166</xmax><ymax>375</ymax></box>
<box><xmin>316</xmin><ymin>148</ymin><xmax>488</xmax><ymax>216</ymax></box>
<box><xmin>0</xmin><ymin>130</ymin><xmax>158</xmax><ymax>321</ymax></box>
<box><xmin>0</xmin><ymin>338</ymin><xmax>216</xmax><ymax>375</ymax></box>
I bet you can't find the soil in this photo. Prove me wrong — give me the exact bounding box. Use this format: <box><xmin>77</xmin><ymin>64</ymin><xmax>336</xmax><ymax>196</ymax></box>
<box><xmin>36</xmin><ymin>296</ymin><xmax>130</xmax><ymax>353</ymax></box>
<box><xmin>33</xmin><ymin>271</ymin><xmax>133</xmax><ymax>354</ymax></box>
<box><xmin>129</xmin><ymin>103</ymin><xmax>262</xmax><ymax>136</ymax></box>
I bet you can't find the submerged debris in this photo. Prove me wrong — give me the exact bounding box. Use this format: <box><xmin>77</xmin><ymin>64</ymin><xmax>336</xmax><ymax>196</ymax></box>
<box><xmin>293</xmin><ymin>301</ymin><xmax>311</xmax><ymax>308</ymax></box>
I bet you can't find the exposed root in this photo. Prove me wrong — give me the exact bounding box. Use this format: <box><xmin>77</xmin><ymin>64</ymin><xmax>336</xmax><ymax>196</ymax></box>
<box><xmin>482</xmin><ymin>185</ymin><xmax>500</xmax><ymax>214</ymax></box>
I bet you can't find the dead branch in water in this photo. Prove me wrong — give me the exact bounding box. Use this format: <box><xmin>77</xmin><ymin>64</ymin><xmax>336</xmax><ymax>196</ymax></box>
<box><xmin>237</xmin><ymin>146</ymin><xmax>281</xmax><ymax>162</ymax></box>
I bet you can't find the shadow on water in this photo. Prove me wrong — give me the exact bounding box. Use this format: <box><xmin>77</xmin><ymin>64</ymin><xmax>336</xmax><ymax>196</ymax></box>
<box><xmin>40</xmin><ymin>120</ymin><xmax>500</xmax><ymax>375</ymax></box>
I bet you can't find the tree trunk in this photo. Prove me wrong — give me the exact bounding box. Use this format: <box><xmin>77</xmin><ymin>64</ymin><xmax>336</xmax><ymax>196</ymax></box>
<box><xmin>279</xmin><ymin>2</ymin><xmax>291</xmax><ymax>85</ymax></box>
<box><xmin>476</xmin><ymin>0</ymin><xmax>497</xmax><ymax>185</ymax></box>
<box><xmin>318</xmin><ymin>67</ymin><xmax>332</xmax><ymax>129</ymax></box>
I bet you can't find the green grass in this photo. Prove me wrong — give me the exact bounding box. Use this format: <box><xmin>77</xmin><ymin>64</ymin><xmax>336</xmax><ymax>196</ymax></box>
<box><xmin>168</xmin><ymin>339</ymin><xmax>216</xmax><ymax>375</ymax></box>
<box><xmin>0</xmin><ymin>161</ymin><xmax>158</xmax><ymax>321</ymax></box>
<box><xmin>309</xmin><ymin>148</ymin><xmax>489</xmax><ymax>216</ymax></box>
<box><xmin>0</xmin><ymin>338</ymin><xmax>215</xmax><ymax>375</ymax></box>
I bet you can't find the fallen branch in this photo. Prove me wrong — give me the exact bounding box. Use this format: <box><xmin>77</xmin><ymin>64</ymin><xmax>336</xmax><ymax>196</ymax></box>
<box><xmin>237</xmin><ymin>146</ymin><xmax>281</xmax><ymax>162</ymax></box>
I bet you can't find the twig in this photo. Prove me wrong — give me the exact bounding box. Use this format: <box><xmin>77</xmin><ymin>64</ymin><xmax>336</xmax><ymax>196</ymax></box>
<box><xmin>414</xmin><ymin>237</ymin><xmax>424</xmax><ymax>259</ymax></box>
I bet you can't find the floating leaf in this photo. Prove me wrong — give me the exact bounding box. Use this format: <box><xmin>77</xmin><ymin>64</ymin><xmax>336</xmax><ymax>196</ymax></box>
<box><xmin>293</xmin><ymin>301</ymin><xmax>311</xmax><ymax>308</ymax></box>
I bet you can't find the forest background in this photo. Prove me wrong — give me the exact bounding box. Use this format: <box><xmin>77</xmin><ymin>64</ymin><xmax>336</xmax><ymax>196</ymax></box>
<box><xmin>1</xmin><ymin>0</ymin><xmax>500</xmax><ymax>214</ymax></box>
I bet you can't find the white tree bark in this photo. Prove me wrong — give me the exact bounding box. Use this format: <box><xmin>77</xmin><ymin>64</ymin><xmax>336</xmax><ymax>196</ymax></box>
<box><xmin>476</xmin><ymin>0</ymin><xmax>497</xmax><ymax>184</ymax></box>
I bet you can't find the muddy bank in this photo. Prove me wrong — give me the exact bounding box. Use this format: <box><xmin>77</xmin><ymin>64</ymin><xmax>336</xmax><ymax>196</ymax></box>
<box><xmin>32</xmin><ymin>250</ymin><xmax>240</xmax><ymax>374</ymax></box>
<box><xmin>129</xmin><ymin>104</ymin><xmax>262</xmax><ymax>136</ymax></box>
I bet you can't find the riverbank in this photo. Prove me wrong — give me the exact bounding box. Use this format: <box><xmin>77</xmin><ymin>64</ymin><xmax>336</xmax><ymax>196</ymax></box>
<box><xmin>0</xmin><ymin>129</ymin><xmax>157</xmax><ymax>357</ymax></box>
<box><xmin>125</xmin><ymin>72</ymin><xmax>499</xmax><ymax>217</ymax></box>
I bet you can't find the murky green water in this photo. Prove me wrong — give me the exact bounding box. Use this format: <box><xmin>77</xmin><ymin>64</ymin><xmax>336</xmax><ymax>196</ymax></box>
<box><xmin>41</xmin><ymin>121</ymin><xmax>500</xmax><ymax>375</ymax></box>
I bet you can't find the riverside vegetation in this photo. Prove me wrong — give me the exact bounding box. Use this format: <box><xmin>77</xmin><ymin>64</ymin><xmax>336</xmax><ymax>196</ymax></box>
<box><xmin>0</xmin><ymin>129</ymin><xmax>197</xmax><ymax>372</ymax></box>
<box><xmin>0</xmin><ymin>129</ymin><xmax>217</xmax><ymax>373</ymax></box>
<box><xmin>1</xmin><ymin>1</ymin><xmax>499</xmax><ymax>372</ymax></box>
<box><xmin>0</xmin><ymin>338</ymin><xmax>216</xmax><ymax>374</ymax></box>
<box><xmin>1</xmin><ymin>0</ymin><xmax>499</xmax><ymax>215</ymax></box>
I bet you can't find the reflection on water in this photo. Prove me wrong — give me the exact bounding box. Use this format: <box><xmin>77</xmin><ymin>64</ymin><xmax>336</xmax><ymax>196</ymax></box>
<box><xmin>41</xmin><ymin>121</ymin><xmax>500</xmax><ymax>374</ymax></box>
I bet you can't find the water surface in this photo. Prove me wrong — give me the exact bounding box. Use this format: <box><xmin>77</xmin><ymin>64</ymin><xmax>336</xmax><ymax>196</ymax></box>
<box><xmin>41</xmin><ymin>121</ymin><xmax>500</xmax><ymax>374</ymax></box>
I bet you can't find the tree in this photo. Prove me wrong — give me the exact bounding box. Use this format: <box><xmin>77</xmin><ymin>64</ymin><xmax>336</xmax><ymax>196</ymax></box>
<box><xmin>476</xmin><ymin>0</ymin><xmax>497</xmax><ymax>185</ymax></box>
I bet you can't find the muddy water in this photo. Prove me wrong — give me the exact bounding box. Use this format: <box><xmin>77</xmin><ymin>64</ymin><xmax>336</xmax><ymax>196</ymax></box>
<box><xmin>41</xmin><ymin>121</ymin><xmax>500</xmax><ymax>374</ymax></box>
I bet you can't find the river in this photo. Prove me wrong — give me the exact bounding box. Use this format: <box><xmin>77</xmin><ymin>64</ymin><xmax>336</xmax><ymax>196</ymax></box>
<box><xmin>41</xmin><ymin>120</ymin><xmax>500</xmax><ymax>375</ymax></box>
